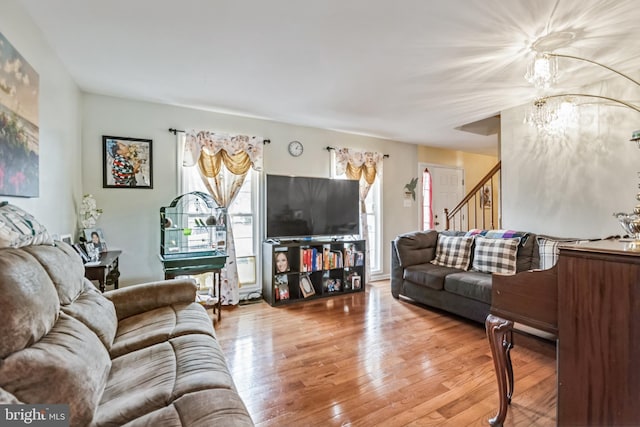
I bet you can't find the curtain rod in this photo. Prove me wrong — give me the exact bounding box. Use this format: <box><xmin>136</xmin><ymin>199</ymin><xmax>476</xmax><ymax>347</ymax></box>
<box><xmin>168</xmin><ymin>128</ymin><xmax>270</xmax><ymax>144</ymax></box>
<box><xmin>325</xmin><ymin>146</ymin><xmax>390</xmax><ymax>158</ymax></box>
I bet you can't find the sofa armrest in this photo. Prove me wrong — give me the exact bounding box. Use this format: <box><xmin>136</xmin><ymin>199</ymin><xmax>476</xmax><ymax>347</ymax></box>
<box><xmin>393</xmin><ymin>230</ymin><xmax>438</xmax><ymax>267</ymax></box>
<box><xmin>104</xmin><ymin>278</ymin><xmax>198</xmax><ymax>320</ymax></box>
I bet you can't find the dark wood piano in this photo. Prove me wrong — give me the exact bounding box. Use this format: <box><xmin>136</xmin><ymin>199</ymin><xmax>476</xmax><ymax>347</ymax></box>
<box><xmin>485</xmin><ymin>265</ymin><xmax>558</xmax><ymax>427</ymax></box>
<box><xmin>487</xmin><ymin>239</ymin><xmax>640</xmax><ymax>426</ymax></box>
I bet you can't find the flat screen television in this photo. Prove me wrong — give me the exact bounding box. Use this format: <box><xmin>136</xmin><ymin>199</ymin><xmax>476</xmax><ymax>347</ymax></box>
<box><xmin>266</xmin><ymin>174</ymin><xmax>360</xmax><ymax>239</ymax></box>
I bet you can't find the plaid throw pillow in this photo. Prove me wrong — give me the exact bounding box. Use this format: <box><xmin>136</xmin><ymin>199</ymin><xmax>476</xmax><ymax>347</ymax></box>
<box><xmin>537</xmin><ymin>237</ymin><xmax>580</xmax><ymax>270</ymax></box>
<box><xmin>472</xmin><ymin>236</ymin><xmax>520</xmax><ymax>275</ymax></box>
<box><xmin>431</xmin><ymin>235</ymin><xmax>473</xmax><ymax>270</ymax></box>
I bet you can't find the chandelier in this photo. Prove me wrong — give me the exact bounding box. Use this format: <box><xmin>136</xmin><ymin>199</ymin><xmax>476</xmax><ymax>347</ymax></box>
<box><xmin>523</xmin><ymin>51</ymin><xmax>640</xmax><ymax>139</ymax></box>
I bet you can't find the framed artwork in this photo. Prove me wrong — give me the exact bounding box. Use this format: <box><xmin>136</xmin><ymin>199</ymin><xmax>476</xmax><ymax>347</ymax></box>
<box><xmin>60</xmin><ymin>234</ymin><xmax>73</xmax><ymax>246</ymax></box>
<box><xmin>83</xmin><ymin>228</ymin><xmax>107</xmax><ymax>253</ymax></box>
<box><xmin>72</xmin><ymin>243</ymin><xmax>90</xmax><ymax>263</ymax></box>
<box><xmin>103</xmin><ymin>136</ymin><xmax>153</xmax><ymax>189</ymax></box>
<box><xmin>0</xmin><ymin>32</ymin><xmax>40</xmax><ymax>197</ymax></box>
<box><xmin>299</xmin><ymin>274</ymin><xmax>316</xmax><ymax>298</ymax></box>
<box><xmin>352</xmin><ymin>274</ymin><xmax>361</xmax><ymax>290</ymax></box>
<box><xmin>274</xmin><ymin>249</ymin><xmax>290</xmax><ymax>273</ymax></box>
<box><xmin>480</xmin><ymin>185</ymin><xmax>492</xmax><ymax>209</ymax></box>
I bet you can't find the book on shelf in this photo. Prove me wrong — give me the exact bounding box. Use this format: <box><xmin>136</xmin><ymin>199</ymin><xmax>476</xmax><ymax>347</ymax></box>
<box><xmin>299</xmin><ymin>247</ymin><xmax>322</xmax><ymax>272</ymax></box>
<box><xmin>344</xmin><ymin>244</ymin><xmax>357</xmax><ymax>267</ymax></box>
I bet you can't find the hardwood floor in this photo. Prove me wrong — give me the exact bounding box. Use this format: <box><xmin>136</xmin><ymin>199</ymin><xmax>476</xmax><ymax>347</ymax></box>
<box><xmin>215</xmin><ymin>280</ymin><xmax>556</xmax><ymax>426</ymax></box>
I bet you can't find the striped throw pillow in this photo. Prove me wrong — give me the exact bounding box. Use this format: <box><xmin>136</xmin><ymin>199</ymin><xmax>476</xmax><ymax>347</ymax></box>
<box><xmin>431</xmin><ymin>235</ymin><xmax>474</xmax><ymax>270</ymax></box>
<box><xmin>472</xmin><ymin>236</ymin><xmax>520</xmax><ymax>275</ymax></box>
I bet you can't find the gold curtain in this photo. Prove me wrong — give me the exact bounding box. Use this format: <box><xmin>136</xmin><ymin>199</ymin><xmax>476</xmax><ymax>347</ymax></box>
<box><xmin>346</xmin><ymin>161</ymin><xmax>377</xmax><ymax>185</ymax></box>
<box><xmin>197</xmin><ymin>150</ymin><xmax>253</xmax><ymax>178</ymax></box>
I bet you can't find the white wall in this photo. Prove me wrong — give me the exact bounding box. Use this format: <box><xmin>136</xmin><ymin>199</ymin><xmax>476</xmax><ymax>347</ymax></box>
<box><xmin>502</xmin><ymin>77</ymin><xmax>640</xmax><ymax>238</ymax></box>
<box><xmin>82</xmin><ymin>93</ymin><xmax>418</xmax><ymax>285</ymax></box>
<box><xmin>0</xmin><ymin>0</ymin><xmax>82</xmax><ymax>236</ymax></box>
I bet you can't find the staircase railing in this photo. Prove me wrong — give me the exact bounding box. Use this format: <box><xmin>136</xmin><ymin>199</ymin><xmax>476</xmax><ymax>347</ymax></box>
<box><xmin>444</xmin><ymin>161</ymin><xmax>501</xmax><ymax>231</ymax></box>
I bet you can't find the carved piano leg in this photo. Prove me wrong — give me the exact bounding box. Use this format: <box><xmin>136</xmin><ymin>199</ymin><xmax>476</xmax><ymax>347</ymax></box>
<box><xmin>486</xmin><ymin>314</ymin><xmax>514</xmax><ymax>427</ymax></box>
<box><xmin>505</xmin><ymin>329</ymin><xmax>514</xmax><ymax>403</ymax></box>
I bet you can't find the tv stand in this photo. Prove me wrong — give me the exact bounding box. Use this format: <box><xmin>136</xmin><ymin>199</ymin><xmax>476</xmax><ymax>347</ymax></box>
<box><xmin>262</xmin><ymin>237</ymin><xmax>366</xmax><ymax>305</ymax></box>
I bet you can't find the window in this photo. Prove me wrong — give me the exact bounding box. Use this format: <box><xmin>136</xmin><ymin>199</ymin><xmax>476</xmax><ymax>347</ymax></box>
<box><xmin>180</xmin><ymin>151</ymin><xmax>260</xmax><ymax>295</ymax></box>
<box><xmin>422</xmin><ymin>168</ymin><xmax>433</xmax><ymax>230</ymax></box>
<box><xmin>364</xmin><ymin>177</ymin><xmax>382</xmax><ymax>273</ymax></box>
<box><xmin>332</xmin><ymin>152</ymin><xmax>382</xmax><ymax>275</ymax></box>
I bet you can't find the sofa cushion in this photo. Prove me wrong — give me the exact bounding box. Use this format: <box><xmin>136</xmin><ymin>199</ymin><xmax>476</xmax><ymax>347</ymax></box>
<box><xmin>431</xmin><ymin>235</ymin><xmax>473</xmax><ymax>270</ymax></box>
<box><xmin>61</xmin><ymin>279</ymin><xmax>118</xmax><ymax>349</ymax></box>
<box><xmin>110</xmin><ymin>302</ymin><xmax>215</xmax><ymax>358</ymax></box>
<box><xmin>393</xmin><ymin>230</ymin><xmax>438</xmax><ymax>267</ymax></box>
<box><xmin>0</xmin><ymin>248</ymin><xmax>60</xmax><ymax>358</ymax></box>
<box><xmin>0</xmin><ymin>202</ymin><xmax>53</xmax><ymax>248</ymax></box>
<box><xmin>0</xmin><ymin>313</ymin><xmax>111</xmax><ymax>427</ymax></box>
<box><xmin>120</xmin><ymin>389</ymin><xmax>254</xmax><ymax>427</ymax></box>
<box><xmin>24</xmin><ymin>243</ymin><xmax>86</xmax><ymax>305</ymax></box>
<box><xmin>404</xmin><ymin>263</ymin><xmax>463</xmax><ymax>291</ymax></box>
<box><xmin>444</xmin><ymin>271</ymin><xmax>493</xmax><ymax>304</ymax></box>
<box><xmin>95</xmin><ymin>334</ymin><xmax>235</xmax><ymax>426</ymax></box>
<box><xmin>471</xmin><ymin>236</ymin><xmax>520</xmax><ymax>275</ymax></box>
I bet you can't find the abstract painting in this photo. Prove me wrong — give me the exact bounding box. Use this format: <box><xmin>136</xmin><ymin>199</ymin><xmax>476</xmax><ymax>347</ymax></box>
<box><xmin>0</xmin><ymin>32</ymin><xmax>39</xmax><ymax>197</ymax></box>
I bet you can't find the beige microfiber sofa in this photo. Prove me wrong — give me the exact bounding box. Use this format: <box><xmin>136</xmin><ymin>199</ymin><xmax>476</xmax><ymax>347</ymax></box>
<box><xmin>0</xmin><ymin>241</ymin><xmax>253</xmax><ymax>427</ymax></box>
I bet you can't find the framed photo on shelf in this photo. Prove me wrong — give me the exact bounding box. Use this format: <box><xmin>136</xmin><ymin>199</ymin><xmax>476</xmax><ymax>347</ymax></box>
<box><xmin>275</xmin><ymin>274</ymin><xmax>289</xmax><ymax>300</ymax></box>
<box><xmin>352</xmin><ymin>274</ymin><xmax>361</xmax><ymax>290</ymax></box>
<box><xmin>299</xmin><ymin>274</ymin><xmax>316</xmax><ymax>298</ymax></box>
<box><xmin>274</xmin><ymin>249</ymin><xmax>290</xmax><ymax>273</ymax></box>
<box><xmin>103</xmin><ymin>135</ymin><xmax>153</xmax><ymax>189</ymax></box>
<box><xmin>83</xmin><ymin>228</ymin><xmax>107</xmax><ymax>253</ymax></box>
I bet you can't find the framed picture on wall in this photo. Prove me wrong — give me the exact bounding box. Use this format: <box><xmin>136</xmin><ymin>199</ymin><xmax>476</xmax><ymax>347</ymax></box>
<box><xmin>102</xmin><ymin>136</ymin><xmax>153</xmax><ymax>189</ymax></box>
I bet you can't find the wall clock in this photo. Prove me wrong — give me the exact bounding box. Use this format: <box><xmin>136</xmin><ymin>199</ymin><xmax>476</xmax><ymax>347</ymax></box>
<box><xmin>288</xmin><ymin>140</ymin><xmax>304</xmax><ymax>157</ymax></box>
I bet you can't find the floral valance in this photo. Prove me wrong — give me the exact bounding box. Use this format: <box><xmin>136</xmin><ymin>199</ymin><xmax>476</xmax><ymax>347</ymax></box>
<box><xmin>183</xmin><ymin>130</ymin><xmax>263</xmax><ymax>176</ymax></box>
<box><xmin>335</xmin><ymin>148</ymin><xmax>384</xmax><ymax>185</ymax></box>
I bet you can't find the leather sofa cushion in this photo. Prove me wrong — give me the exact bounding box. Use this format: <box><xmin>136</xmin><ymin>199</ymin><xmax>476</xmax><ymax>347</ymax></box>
<box><xmin>444</xmin><ymin>272</ymin><xmax>493</xmax><ymax>304</ymax></box>
<box><xmin>0</xmin><ymin>313</ymin><xmax>111</xmax><ymax>427</ymax></box>
<box><xmin>120</xmin><ymin>389</ymin><xmax>254</xmax><ymax>427</ymax></box>
<box><xmin>95</xmin><ymin>334</ymin><xmax>235</xmax><ymax>426</ymax></box>
<box><xmin>0</xmin><ymin>248</ymin><xmax>60</xmax><ymax>358</ymax></box>
<box><xmin>404</xmin><ymin>263</ymin><xmax>463</xmax><ymax>291</ymax></box>
<box><xmin>61</xmin><ymin>279</ymin><xmax>118</xmax><ymax>349</ymax></box>
<box><xmin>110</xmin><ymin>302</ymin><xmax>215</xmax><ymax>358</ymax></box>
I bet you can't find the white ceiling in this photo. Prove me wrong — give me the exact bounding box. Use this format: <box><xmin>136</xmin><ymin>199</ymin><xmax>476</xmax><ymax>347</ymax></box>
<box><xmin>18</xmin><ymin>0</ymin><xmax>640</xmax><ymax>155</ymax></box>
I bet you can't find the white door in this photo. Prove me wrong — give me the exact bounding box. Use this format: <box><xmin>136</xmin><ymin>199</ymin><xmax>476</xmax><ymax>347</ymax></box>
<box><xmin>419</xmin><ymin>164</ymin><xmax>465</xmax><ymax>231</ymax></box>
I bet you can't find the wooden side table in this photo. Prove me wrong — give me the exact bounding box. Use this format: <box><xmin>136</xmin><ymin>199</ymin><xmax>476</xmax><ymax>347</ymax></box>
<box><xmin>84</xmin><ymin>250</ymin><xmax>122</xmax><ymax>293</ymax></box>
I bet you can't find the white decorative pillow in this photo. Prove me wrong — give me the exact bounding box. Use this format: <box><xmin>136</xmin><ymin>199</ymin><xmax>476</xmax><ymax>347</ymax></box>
<box><xmin>537</xmin><ymin>237</ymin><xmax>579</xmax><ymax>270</ymax></box>
<box><xmin>431</xmin><ymin>235</ymin><xmax>474</xmax><ymax>270</ymax></box>
<box><xmin>472</xmin><ymin>236</ymin><xmax>520</xmax><ymax>275</ymax></box>
<box><xmin>0</xmin><ymin>202</ymin><xmax>53</xmax><ymax>248</ymax></box>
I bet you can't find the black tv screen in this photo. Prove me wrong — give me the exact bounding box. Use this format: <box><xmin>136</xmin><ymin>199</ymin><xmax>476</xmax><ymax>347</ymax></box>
<box><xmin>266</xmin><ymin>175</ymin><xmax>360</xmax><ymax>239</ymax></box>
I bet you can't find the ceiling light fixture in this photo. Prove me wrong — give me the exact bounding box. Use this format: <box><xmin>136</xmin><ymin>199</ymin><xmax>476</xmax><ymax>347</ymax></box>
<box><xmin>524</xmin><ymin>51</ymin><xmax>640</xmax><ymax>138</ymax></box>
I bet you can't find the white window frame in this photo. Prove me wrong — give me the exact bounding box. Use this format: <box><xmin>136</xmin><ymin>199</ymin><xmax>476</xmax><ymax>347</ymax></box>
<box><xmin>177</xmin><ymin>134</ymin><xmax>261</xmax><ymax>299</ymax></box>
<box><xmin>330</xmin><ymin>152</ymin><xmax>383</xmax><ymax>276</ymax></box>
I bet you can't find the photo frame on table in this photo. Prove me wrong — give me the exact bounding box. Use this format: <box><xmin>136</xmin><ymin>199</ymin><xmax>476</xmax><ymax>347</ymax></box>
<box><xmin>299</xmin><ymin>274</ymin><xmax>316</xmax><ymax>298</ymax></box>
<box><xmin>102</xmin><ymin>136</ymin><xmax>153</xmax><ymax>189</ymax></box>
<box><xmin>60</xmin><ymin>234</ymin><xmax>73</xmax><ymax>246</ymax></box>
<box><xmin>83</xmin><ymin>228</ymin><xmax>107</xmax><ymax>253</ymax></box>
<box><xmin>72</xmin><ymin>243</ymin><xmax>90</xmax><ymax>263</ymax></box>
